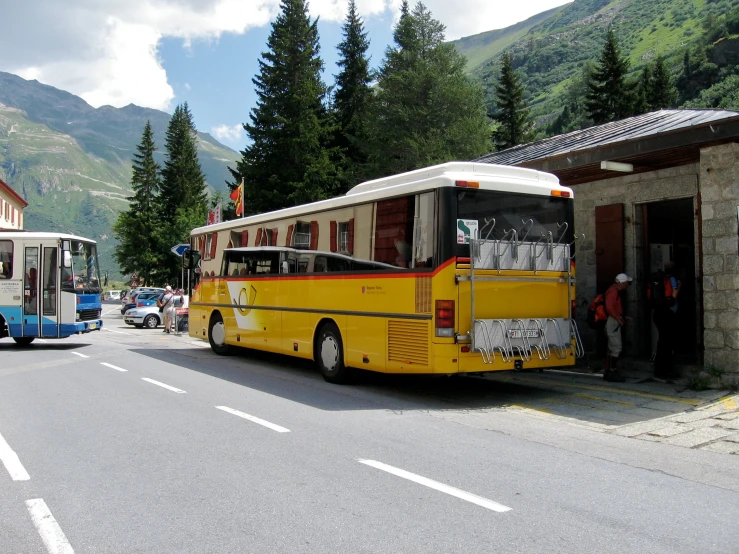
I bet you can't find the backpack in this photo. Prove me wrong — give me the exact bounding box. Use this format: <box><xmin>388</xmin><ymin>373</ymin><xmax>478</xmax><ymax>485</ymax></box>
<box><xmin>647</xmin><ymin>271</ymin><xmax>674</xmax><ymax>309</ymax></box>
<box><xmin>587</xmin><ymin>293</ymin><xmax>607</xmax><ymax>329</ymax></box>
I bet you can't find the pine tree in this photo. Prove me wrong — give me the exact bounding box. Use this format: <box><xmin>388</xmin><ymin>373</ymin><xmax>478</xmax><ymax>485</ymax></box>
<box><xmin>112</xmin><ymin>121</ymin><xmax>162</xmax><ymax>285</ymax></box>
<box><xmin>634</xmin><ymin>65</ymin><xmax>652</xmax><ymax>115</ymax></box>
<box><xmin>647</xmin><ymin>56</ymin><xmax>676</xmax><ymax>110</ymax></box>
<box><xmin>158</xmin><ymin>102</ymin><xmax>208</xmax><ymax>283</ymax></box>
<box><xmin>232</xmin><ymin>0</ymin><xmax>338</xmax><ymax>216</ymax></box>
<box><xmin>492</xmin><ymin>52</ymin><xmax>535</xmax><ymax>150</ymax></box>
<box><xmin>333</xmin><ymin>0</ymin><xmax>372</xmax><ymax>189</ymax></box>
<box><xmin>586</xmin><ymin>28</ymin><xmax>635</xmax><ymax>124</ymax></box>
<box><xmin>363</xmin><ymin>1</ymin><xmax>490</xmax><ymax>176</ymax></box>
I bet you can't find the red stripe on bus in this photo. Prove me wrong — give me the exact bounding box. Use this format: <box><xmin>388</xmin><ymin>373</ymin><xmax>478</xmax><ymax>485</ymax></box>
<box><xmin>199</xmin><ymin>257</ymin><xmax>456</xmax><ymax>283</ymax></box>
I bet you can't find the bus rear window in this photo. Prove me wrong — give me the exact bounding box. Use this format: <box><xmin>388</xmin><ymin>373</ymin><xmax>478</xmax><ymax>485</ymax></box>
<box><xmin>455</xmin><ymin>189</ymin><xmax>573</xmax><ymax>255</ymax></box>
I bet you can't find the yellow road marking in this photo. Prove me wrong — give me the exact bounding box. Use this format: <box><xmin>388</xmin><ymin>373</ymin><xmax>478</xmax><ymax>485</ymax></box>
<box><xmin>572</xmin><ymin>393</ymin><xmax>635</xmax><ymax>407</ymax></box>
<box><xmin>718</xmin><ymin>396</ymin><xmax>737</xmax><ymax>410</ymax></box>
<box><xmin>491</xmin><ymin>375</ymin><xmax>702</xmax><ymax>405</ymax></box>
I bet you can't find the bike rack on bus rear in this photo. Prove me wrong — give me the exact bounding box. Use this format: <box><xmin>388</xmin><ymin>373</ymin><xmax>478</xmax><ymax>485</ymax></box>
<box><xmin>462</xmin><ymin>221</ymin><xmax>585</xmax><ymax>366</ymax></box>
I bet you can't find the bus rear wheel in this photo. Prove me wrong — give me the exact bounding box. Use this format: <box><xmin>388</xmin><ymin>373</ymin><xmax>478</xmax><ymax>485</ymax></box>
<box><xmin>316</xmin><ymin>323</ymin><xmax>350</xmax><ymax>384</ymax></box>
<box><xmin>208</xmin><ymin>313</ymin><xmax>230</xmax><ymax>355</ymax></box>
<box><xmin>13</xmin><ymin>337</ymin><xmax>35</xmax><ymax>347</ymax></box>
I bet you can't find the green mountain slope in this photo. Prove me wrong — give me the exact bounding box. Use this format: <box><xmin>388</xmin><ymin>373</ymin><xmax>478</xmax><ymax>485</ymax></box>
<box><xmin>453</xmin><ymin>0</ymin><xmax>739</xmax><ymax>128</ymax></box>
<box><xmin>450</xmin><ymin>5</ymin><xmax>569</xmax><ymax>72</ymax></box>
<box><xmin>0</xmin><ymin>72</ymin><xmax>238</xmax><ymax>279</ymax></box>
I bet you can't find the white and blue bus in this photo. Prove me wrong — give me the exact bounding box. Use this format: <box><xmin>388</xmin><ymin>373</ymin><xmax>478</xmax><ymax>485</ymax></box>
<box><xmin>0</xmin><ymin>232</ymin><xmax>103</xmax><ymax>345</ymax></box>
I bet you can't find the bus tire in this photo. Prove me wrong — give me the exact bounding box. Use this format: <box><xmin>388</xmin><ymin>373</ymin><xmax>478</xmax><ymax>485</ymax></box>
<box><xmin>208</xmin><ymin>313</ymin><xmax>230</xmax><ymax>355</ymax></box>
<box><xmin>13</xmin><ymin>337</ymin><xmax>35</xmax><ymax>347</ymax></box>
<box><xmin>316</xmin><ymin>322</ymin><xmax>350</xmax><ymax>384</ymax></box>
<box><xmin>143</xmin><ymin>315</ymin><xmax>158</xmax><ymax>329</ymax></box>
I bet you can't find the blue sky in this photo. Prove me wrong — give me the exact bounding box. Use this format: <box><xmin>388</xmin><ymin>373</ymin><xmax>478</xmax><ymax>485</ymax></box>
<box><xmin>159</xmin><ymin>14</ymin><xmax>397</xmax><ymax>153</ymax></box>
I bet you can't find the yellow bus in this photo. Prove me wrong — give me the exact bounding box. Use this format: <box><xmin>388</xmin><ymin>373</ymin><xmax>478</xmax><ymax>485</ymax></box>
<box><xmin>186</xmin><ymin>162</ymin><xmax>583</xmax><ymax>383</ymax></box>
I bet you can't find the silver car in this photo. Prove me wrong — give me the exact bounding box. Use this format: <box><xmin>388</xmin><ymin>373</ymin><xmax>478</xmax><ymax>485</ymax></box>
<box><xmin>124</xmin><ymin>305</ymin><xmax>162</xmax><ymax>329</ymax></box>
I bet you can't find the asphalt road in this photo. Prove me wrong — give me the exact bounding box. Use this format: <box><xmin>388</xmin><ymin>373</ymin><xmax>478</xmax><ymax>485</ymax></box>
<box><xmin>1</xmin><ymin>303</ymin><xmax>737</xmax><ymax>554</ymax></box>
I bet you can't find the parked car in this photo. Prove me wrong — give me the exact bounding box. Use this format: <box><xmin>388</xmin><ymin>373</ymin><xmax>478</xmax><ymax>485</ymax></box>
<box><xmin>105</xmin><ymin>290</ymin><xmax>122</xmax><ymax>301</ymax></box>
<box><xmin>124</xmin><ymin>305</ymin><xmax>162</xmax><ymax>329</ymax></box>
<box><xmin>121</xmin><ymin>287</ymin><xmax>164</xmax><ymax>310</ymax></box>
<box><xmin>120</xmin><ymin>291</ymin><xmax>162</xmax><ymax>315</ymax></box>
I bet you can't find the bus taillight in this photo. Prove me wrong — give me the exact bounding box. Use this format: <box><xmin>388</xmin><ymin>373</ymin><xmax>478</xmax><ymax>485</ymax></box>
<box><xmin>435</xmin><ymin>300</ymin><xmax>455</xmax><ymax>337</ymax></box>
<box><xmin>571</xmin><ymin>300</ymin><xmax>577</xmax><ymax>319</ymax></box>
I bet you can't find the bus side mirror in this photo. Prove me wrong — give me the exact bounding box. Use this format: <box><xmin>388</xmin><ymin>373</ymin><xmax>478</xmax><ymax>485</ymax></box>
<box><xmin>63</xmin><ymin>251</ymin><xmax>72</xmax><ymax>268</ymax></box>
<box><xmin>184</xmin><ymin>251</ymin><xmax>200</xmax><ymax>270</ymax></box>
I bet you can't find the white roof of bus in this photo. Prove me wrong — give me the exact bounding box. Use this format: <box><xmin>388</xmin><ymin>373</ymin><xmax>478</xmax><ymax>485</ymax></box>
<box><xmin>192</xmin><ymin>161</ymin><xmax>570</xmax><ymax>236</ymax></box>
<box><xmin>0</xmin><ymin>231</ymin><xmax>96</xmax><ymax>243</ymax></box>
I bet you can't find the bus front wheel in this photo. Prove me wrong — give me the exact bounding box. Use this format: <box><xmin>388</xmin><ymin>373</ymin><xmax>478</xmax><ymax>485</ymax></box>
<box><xmin>208</xmin><ymin>313</ymin><xmax>230</xmax><ymax>355</ymax></box>
<box><xmin>316</xmin><ymin>323</ymin><xmax>350</xmax><ymax>384</ymax></box>
<box><xmin>13</xmin><ymin>337</ymin><xmax>35</xmax><ymax>347</ymax></box>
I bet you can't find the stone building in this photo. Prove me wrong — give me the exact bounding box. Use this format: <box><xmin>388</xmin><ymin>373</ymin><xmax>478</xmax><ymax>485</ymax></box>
<box><xmin>0</xmin><ymin>177</ymin><xmax>27</xmax><ymax>230</ymax></box>
<box><xmin>476</xmin><ymin>109</ymin><xmax>739</xmax><ymax>381</ymax></box>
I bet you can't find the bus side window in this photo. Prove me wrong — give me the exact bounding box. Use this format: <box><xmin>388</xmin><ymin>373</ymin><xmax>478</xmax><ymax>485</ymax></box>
<box><xmin>0</xmin><ymin>240</ymin><xmax>12</xmax><ymax>279</ymax></box>
<box><xmin>314</xmin><ymin>256</ymin><xmax>327</xmax><ymax>272</ymax></box>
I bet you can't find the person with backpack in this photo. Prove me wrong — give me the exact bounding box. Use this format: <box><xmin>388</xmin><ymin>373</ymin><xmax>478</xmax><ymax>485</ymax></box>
<box><xmin>650</xmin><ymin>261</ymin><xmax>681</xmax><ymax>381</ymax></box>
<box><xmin>602</xmin><ymin>273</ymin><xmax>633</xmax><ymax>382</ymax></box>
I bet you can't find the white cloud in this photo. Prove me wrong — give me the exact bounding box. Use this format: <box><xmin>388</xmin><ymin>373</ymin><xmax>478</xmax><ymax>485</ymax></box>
<box><xmin>0</xmin><ymin>0</ymin><xmax>572</xmax><ymax>111</ymax></box>
<box><xmin>211</xmin><ymin>123</ymin><xmax>244</xmax><ymax>143</ymax></box>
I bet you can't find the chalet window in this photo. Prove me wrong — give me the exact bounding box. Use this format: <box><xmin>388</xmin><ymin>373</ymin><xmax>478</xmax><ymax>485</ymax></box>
<box><xmin>204</xmin><ymin>234</ymin><xmax>213</xmax><ymax>260</ymax></box>
<box><xmin>339</xmin><ymin>222</ymin><xmax>349</xmax><ymax>253</ymax></box>
<box><xmin>293</xmin><ymin>222</ymin><xmax>311</xmax><ymax>248</ymax></box>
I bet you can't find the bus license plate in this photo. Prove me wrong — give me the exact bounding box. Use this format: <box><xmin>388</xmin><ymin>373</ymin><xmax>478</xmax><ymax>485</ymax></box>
<box><xmin>508</xmin><ymin>329</ymin><xmax>539</xmax><ymax>339</ymax></box>
<box><xmin>89</xmin><ymin>323</ymin><xmax>97</xmax><ymax>329</ymax></box>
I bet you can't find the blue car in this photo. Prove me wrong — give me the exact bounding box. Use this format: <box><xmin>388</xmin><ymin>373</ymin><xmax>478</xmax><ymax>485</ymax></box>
<box><xmin>120</xmin><ymin>292</ymin><xmax>161</xmax><ymax>314</ymax></box>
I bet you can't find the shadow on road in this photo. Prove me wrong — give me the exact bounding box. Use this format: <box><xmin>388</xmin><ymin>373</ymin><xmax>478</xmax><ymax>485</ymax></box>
<box><xmin>125</xmin><ymin>343</ymin><xmax>707</xmax><ymax>427</ymax></box>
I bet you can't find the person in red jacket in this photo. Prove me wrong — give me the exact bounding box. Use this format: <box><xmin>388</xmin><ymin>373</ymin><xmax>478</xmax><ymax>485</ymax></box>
<box><xmin>603</xmin><ymin>273</ymin><xmax>633</xmax><ymax>382</ymax></box>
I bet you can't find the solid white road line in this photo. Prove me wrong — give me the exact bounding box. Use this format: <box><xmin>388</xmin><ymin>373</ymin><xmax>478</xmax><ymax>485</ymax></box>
<box><xmin>100</xmin><ymin>363</ymin><xmax>127</xmax><ymax>372</ymax></box>
<box><xmin>104</xmin><ymin>328</ymin><xmax>132</xmax><ymax>336</ymax></box>
<box><xmin>141</xmin><ymin>378</ymin><xmax>186</xmax><ymax>394</ymax></box>
<box><xmin>71</xmin><ymin>352</ymin><xmax>88</xmax><ymax>358</ymax></box>
<box><xmin>215</xmin><ymin>406</ymin><xmax>291</xmax><ymax>433</ymax></box>
<box><xmin>189</xmin><ymin>341</ymin><xmax>210</xmax><ymax>348</ymax></box>
<box><xmin>26</xmin><ymin>499</ymin><xmax>75</xmax><ymax>554</ymax></box>
<box><xmin>358</xmin><ymin>459</ymin><xmax>512</xmax><ymax>513</ymax></box>
<box><xmin>0</xmin><ymin>431</ymin><xmax>30</xmax><ymax>481</ymax></box>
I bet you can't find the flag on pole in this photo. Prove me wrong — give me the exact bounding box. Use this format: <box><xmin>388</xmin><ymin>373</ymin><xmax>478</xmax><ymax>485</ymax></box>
<box><xmin>206</xmin><ymin>201</ymin><xmax>222</xmax><ymax>226</ymax></box>
<box><xmin>230</xmin><ymin>179</ymin><xmax>244</xmax><ymax>217</ymax></box>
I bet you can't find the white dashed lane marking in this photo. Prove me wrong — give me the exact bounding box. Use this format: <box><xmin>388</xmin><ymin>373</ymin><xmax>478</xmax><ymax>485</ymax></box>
<box><xmin>26</xmin><ymin>498</ymin><xmax>75</xmax><ymax>554</ymax></box>
<box><xmin>358</xmin><ymin>459</ymin><xmax>512</xmax><ymax>513</ymax></box>
<box><xmin>141</xmin><ymin>378</ymin><xmax>186</xmax><ymax>394</ymax></box>
<box><xmin>0</xmin><ymin>431</ymin><xmax>30</xmax><ymax>481</ymax></box>
<box><xmin>100</xmin><ymin>363</ymin><xmax>127</xmax><ymax>372</ymax></box>
<box><xmin>71</xmin><ymin>352</ymin><xmax>88</xmax><ymax>358</ymax></box>
<box><xmin>216</xmin><ymin>406</ymin><xmax>291</xmax><ymax>433</ymax></box>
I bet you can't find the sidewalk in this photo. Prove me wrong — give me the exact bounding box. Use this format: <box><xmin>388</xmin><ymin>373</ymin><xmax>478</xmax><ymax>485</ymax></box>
<box><xmin>481</xmin><ymin>360</ymin><xmax>738</xmax><ymax>454</ymax></box>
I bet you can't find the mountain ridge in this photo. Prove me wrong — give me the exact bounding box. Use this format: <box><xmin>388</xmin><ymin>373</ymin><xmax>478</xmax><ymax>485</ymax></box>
<box><xmin>0</xmin><ymin>71</ymin><xmax>238</xmax><ymax>279</ymax></box>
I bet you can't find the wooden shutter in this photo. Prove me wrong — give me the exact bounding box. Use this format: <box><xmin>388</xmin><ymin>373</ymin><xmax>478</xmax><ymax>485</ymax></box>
<box><xmin>348</xmin><ymin>218</ymin><xmax>354</xmax><ymax>254</ymax></box>
<box><xmin>210</xmin><ymin>232</ymin><xmax>218</xmax><ymax>260</ymax></box>
<box><xmin>255</xmin><ymin>227</ymin><xmax>263</xmax><ymax>246</ymax></box>
<box><xmin>329</xmin><ymin>221</ymin><xmax>337</xmax><ymax>252</ymax></box>
<box><xmin>286</xmin><ymin>224</ymin><xmax>295</xmax><ymax>246</ymax></box>
<box><xmin>310</xmin><ymin>221</ymin><xmax>319</xmax><ymax>250</ymax></box>
<box><xmin>271</xmin><ymin>228</ymin><xmax>278</xmax><ymax>246</ymax></box>
<box><xmin>595</xmin><ymin>203</ymin><xmax>624</xmax><ymax>293</ymax></box>
<box><xmin>241</xmin><ymin>230</ymin><xmax>248</xmax><ymax>247</ymax></box>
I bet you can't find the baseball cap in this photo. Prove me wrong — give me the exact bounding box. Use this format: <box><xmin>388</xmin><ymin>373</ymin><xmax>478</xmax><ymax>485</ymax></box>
<box><xmin>615</xmin><ymin>273</ymin><xmax>633</xmax><ymax>283</ymax></box>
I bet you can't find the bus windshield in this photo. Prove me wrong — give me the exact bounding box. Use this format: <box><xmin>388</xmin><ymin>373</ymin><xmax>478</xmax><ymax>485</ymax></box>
<box><xmin>455</xmin><ymin>189</ymin><xmax>573</xmax><ymax>255</ymax></box>
<box><xmin>62</xmin><ymin>241</ymin><xmax>102</xmax><ymax>293</ymax></box>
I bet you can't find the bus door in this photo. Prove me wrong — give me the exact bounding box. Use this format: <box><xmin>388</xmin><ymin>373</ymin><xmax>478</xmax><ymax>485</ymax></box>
<box><xmin>22</xmin><ymin>246</ymin><xmax>39</xmax><ymax>336</ymax></box>
<box><xmin>40</xmin><ymin>246</ymin><xmax>59</xmax><ymax>337</ymax></box>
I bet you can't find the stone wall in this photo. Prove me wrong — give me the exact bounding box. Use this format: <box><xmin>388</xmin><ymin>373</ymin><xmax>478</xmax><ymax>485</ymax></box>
<box><xmin>570</xmin><ymin>164</ymin><xmax>700</xmax><ymax>361</ymax></box>
<box><xmin>699</xmin><ymin>143</ymin><xmax>739</xmax><ymax>380</ymax></box>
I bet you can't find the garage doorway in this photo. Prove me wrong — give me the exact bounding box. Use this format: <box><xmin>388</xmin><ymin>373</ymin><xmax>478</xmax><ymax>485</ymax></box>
<box><xmin>642</xmin><ymin>198</ymin><xmax>698</xmax><ymax>362</ymax></box>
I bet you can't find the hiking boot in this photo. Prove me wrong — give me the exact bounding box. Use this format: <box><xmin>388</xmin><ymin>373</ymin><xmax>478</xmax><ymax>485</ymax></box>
<box><xmin>603</xmin><ymin>369</ymin><xmax>626</xmax><ymax>382</ymax></box>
